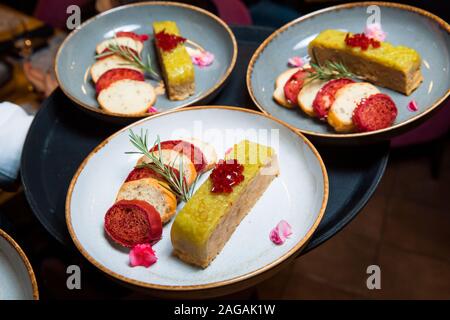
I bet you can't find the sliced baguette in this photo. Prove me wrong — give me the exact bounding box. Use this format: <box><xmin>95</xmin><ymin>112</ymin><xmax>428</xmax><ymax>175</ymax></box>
<box><xmin>90</xmin><ymin>55</ymin><xmax>141</xmax><ymax>83</ymax></box>
<box><xmin>297</xmin><ymin>79</ymin><xmax>326</xmax><ymax>117</ymax></box>
<box><xmin>183</xmin><ymin>137</ymin><xmax>217</xmax><ymax>172</ymax></box>
<box><xmin>327</xmin><ymin>82</ymin><xmax>379</xmax><ymax>132</ymax></box>
<box><xmin>96</xmin><ymin>37</ymin><xmax>143</xmax><ymax>55</ymax></box>
<box><xmin>137</xmin><ymin>149</ymin><xmax>197</xmax><ymax>187</ymax></box>
<box><xmin>116</xmin><ymin>178</ymin><xmax>177</xmax><ymax>224</ymax></box>
<box><xmin>273</xmin><ymin>67</ymin><xmax>301</xmax><ymax>108</ymax></box>
<box><xmin>97</xmin><ymin>79</ymin><xmax>156</xmax><ymax>115</ymax></box>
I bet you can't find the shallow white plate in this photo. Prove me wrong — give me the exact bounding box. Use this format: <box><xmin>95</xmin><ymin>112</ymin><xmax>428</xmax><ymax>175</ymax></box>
<box><xmin>66</xmin><ymin>106</ymin><xmax>328</xmax><ymax>294</ymax></box>
<box><xmin>0</xmin><ymin>229</ymin><xmax>39</xmax><ymax>300</ymax></box>
<box><xmin>247</xmin><ymin>2</ymin><xmax>450</xmax><ymax>141</ymax></box>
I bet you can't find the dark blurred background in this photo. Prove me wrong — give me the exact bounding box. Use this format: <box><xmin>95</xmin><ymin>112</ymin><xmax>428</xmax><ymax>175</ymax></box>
<box><xmin>1</xmin><ymin>0</ymin><xmax>448</xmax><ymax>29</ymax></box>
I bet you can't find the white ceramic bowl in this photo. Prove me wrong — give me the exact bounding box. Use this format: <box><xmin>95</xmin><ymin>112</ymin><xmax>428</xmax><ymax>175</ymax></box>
<box><xmin>66</xmin><ymin>106</ymin><xmax>328</xmax><ymax>296</ymax></box>
<box><xmin>0</xmin><ymin>229</ymin><xmax>39</xmax><ymax>300</ymax></box>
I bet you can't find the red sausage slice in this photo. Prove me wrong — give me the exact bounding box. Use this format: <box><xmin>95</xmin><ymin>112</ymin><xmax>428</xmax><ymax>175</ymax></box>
<box><xmin>125</xmin><ymin>166</ymin><xmax>181</xmax><ymax>183</ymax></box>
<box><xmin>104</xmin><ymin>200</ymin><xmax>162</xmax><ymax>248</ymax></box>
<box><xmin>313</xmin><ymin>78</ymin><xmax>354</xmax><ymax>119</ymax></box>
<box><xmin>149</xmin><ymin>140</ymin><xmax>207</xmax><ymax>173</ymax></box>
<box><xmin>283</xmin><ymin>69</ymin><xmax>310</xmax><ymax>105</ymax></box>
<box><xmin>353</xmin><ymin>93</ymin><xmax>398</xmax><ymax>132</ymax></box>
<box><xmin>125</xmin><ymin>167</ymin><xmax>164</xmax><ymax>183</ymax></box>
<box><xmin>116</xmin><ymin>31</ymin><xmax>149</xmax><ymax>43</ymax></box>
<box><xmin>95</xmin><ymin>68</ymin><xmax>144</xmax><ymax>94</ymax></box>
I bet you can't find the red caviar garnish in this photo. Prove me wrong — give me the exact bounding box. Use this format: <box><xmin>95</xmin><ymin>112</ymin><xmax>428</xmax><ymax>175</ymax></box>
<box><xmin>210</xmin><ymin>159</ymin><xmax>244</xmax><ymax>193</ymax></box>
<box><xmin>345</xmin><ymin>33</ymin><xmax>380</xmax><ymax>50</ymax></box>
<box><xmin>155</xmin><ymin>30</ymin><xmax>186</xmax><ymax>52</ymax></box>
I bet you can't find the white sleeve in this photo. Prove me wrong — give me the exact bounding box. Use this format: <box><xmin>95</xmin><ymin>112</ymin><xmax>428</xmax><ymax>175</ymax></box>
<box><xmin>0</xmin><ymin>101</ymin><xmax>34</xmax><ymax>182</ymax></box>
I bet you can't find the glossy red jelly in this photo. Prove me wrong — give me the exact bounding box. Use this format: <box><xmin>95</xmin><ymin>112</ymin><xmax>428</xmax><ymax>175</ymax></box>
<box><xmin>345</xmin><ymin>33</ymin><xmax>380</xmax><ymax>50</ymax></box>
<box><xmin>210</xmin><ymin>159</ymin><xmax>244</xmax><ymax>193</ymax></box>
<box><xmin>155</xmin><ymin>31</ymin><xmax>186</xmax><ymax>52</ymax></box>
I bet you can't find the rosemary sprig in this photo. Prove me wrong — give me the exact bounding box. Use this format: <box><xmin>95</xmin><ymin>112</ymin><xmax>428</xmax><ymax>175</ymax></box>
<box><xmin>95</xmin><ymin>42</ymin><xmax>160</xmax><ymax>81</ymax></box>
<box><xmin>126</xmin><ymin>129</ymin><xmax>195</xmax><ymax>202</ymax></box>
<box><xmin>306</xmin><ymin>61</ymin><xmax>355</xmax><ymax>83</ymax></box>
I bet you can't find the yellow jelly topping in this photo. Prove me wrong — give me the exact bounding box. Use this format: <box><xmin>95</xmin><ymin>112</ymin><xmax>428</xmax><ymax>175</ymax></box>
<box><xmin>309</xmin><ymin>29</ymin><xmax>421</xmax><ymax>72</ymax></box>
<box><xmin>153</xmin><ymin>21</ymin><xmax>194</xmax><ymax>86</ymax></box>
<box><xmin>172</xmin><ymin>141</ymin><xmax>274</xmax><ymax>246</ymax></box>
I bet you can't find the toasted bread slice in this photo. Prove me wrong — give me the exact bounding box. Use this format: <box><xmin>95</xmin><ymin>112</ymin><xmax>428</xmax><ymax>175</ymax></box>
<box><xmin>273</xmin><ymin>67</ymin><xmax>301</xmax><ymax>108</ymax></box>
<box><xmin>297</xmin><ymin>79</ymin><xmax>326</xmax><ymax>117</ymax></box>
<box><xmin>96</xmin><ymin>37</ymin><xmax>144</xmax><ymax>55</ymax></box>
<box><xmin>97</xmin><ymin>79</ymin><xmax>156</xmax><ymax>115</ymax></box>
<box><xmin>183</xmin><ymin>137</ymin><xmax>217</xmax><ymax>172</ymax></box>
<box><xmin>327</xmin><ymin>82</ymin><xmax>379</xmax><ymax>132</ymax></box>
<box><xmin>137</xmin><ymin>149</ymin><xmax>197</xmax><ymax>187</ymax></box>
<box><xmin>116</xmin><ymin>178</ymin><xmax>177</xmax><ymax>224</ymax></box>
<box><xmin>90</xmin><ymin>55</ymin><xmax>141</xmax><ymax>83</ymax></box>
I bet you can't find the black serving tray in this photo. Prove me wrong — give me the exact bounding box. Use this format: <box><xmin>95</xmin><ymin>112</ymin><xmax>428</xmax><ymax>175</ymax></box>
<box><xmin>21</xmin><ymin>26</ymin><xmax>389</xmax><ymax>254</ymax></box>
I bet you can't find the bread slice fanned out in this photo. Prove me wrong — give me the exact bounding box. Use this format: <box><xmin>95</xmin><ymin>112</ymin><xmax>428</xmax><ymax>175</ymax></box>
<box><xmin>90</xmin><ymin>55</ymin><xmax>141</xmax><ymax>83</ymax></box>
<box><xmin>297</xmin><ymin>79</ymin><xmax>326</xmax><ymax>117</ymax></box>
<box><xmin>273</xmin><ymin>67</ymin><xmax>301</xmax><ymax>108</ymax></box>
<box><xmin>116</xmin><ymin>178</ymin><xmax>177</xmax><ymax>224</ymax></box>
<box><xmin>97</xmin><ymin>79</ymin><xmax>155</xmax><ymax>115</ymax></box>
<box><xmin>96</xmin><ymin>37</ymin><xmax>144</xmax><ymax>55</ymax></box>
<box><xmin>327</xmin><ymin>82</ymin><xmax>379</xmax><ymax>132</ymax></box>
<box><xmin>137</xmin><ymin>149</ymin><xmax>197</xmax><ymax>187</ymax></box>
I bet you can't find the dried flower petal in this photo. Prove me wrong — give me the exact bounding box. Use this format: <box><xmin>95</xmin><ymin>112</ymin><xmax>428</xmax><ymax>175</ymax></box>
<box><xmin>407</xmin><ymin>100</ymin><xmax>419</xmax><ymax>112</ymax></box>
<box><xmin>364</xmin><ymin>23</ymin><xmax>387</xmax><ymax>42</ymax></box>
<box><xmin>186</xmin><ymin>47</ymin><xmax>215</xmax><ymax>67</ymax></box>
<box><xmin>224</xmin><ymin>147</ymin><xmax>233</xmax><ymax>155</ymax></box>
<box><xmin>270</xmin><ymin>220</ymin><xmax>292</xmax><ymax>245</ymax></box>
<box><xmin>129</xmin><ymin>243</ymin><xmax>157</xmax><ymax>267</ymax></box>
<box><xmin>270</xmin><ymin>228</ymin><xmax>285</xmax><ymax>245</ymax></box>
<box><xmin>147</xmin><ymin>106</ymin><xmax>158</xmax><ymax>113</ymax></box>
<box><xmin>287</xmin><ymin>56</ymin><xmax>304</xmax><ymax>68</ymax></box>
<box><xmin>278</xmin><ymin>220</ymin><xmax>292</xmax><ymax>238</ymax></box>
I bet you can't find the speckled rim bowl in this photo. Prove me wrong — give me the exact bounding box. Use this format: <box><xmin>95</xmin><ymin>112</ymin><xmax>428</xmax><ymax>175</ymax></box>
<box><xmin>247</xmin><ymin>2</ymin><xmax>450</xmax><ymax>141</ymax></box>
<box><xmin>66</xmin><ymin>106</ymin><xmax>328</xmax><ymax>298</ymax></box>
<box><xmin>55</xmin><ymin>1</ymin><xmax>237</xmax><ymax>121</ymax></box>
<box><xmin>0</xmin><ymin>229</ymin><xmax>39</xmax><ymax>300</ymax></box>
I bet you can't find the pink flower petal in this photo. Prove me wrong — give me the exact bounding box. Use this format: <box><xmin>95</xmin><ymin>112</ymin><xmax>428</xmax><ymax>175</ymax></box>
<box><xmin>278</xmin><ymin>220</ymin><xmax>292</xmax><ymax>238</ymax></box>
<box><xmin>364</xmin><ymin>23</ymin><xmax>387</xmax><ymax>42</ymax></box>
<box><xmin>147</xmin><ymin>106</ymin><xmax>158</xmax><ymax>113</ymax></box>
<box><xmin>269</xmin><ymin>220</ymin><xmax>292</xmax><ymax>245</ymax></box>
<box><xmin>186</xmin><ymin>47</ymin><xmax>215</xmax><ymax>67</ymax></box>
<box><xmin>129</xmin><ymin>244</ymin><xmax>157</xmax><ymax>268</ymax></box>
<box><xmin>270</xmin><ymin>228</ymin><xmax>286</xmax><ymax>245</ymax></box>
<box><xmin>407</xmin><ymin>100</ymin><xmax>419</xmax><ymax>112</ymax></box>
<box><xmin>224</xmin><ymin>147</ymin><xmax>233</xmax><ymax>155</ymax></box>
<box><xmin>287</xmin><ymin>56</ymin><xmax>304</xmax><ymax>68</ymax></box>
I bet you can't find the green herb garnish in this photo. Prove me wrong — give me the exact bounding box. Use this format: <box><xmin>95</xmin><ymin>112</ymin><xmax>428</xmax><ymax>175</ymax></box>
<box><xmin>306</xmin><ymin>61</ymin><xmax>355</xmax><ymax>83</ymax></box>
<box><xmin>126</xmin><ymin>129</ymin><xmax>196</xmax><ymax>202</ymax></box>
<box><xmin>95</xmin><ymin>41</ymin><xmax>160</xmax><ymax>81</ymax></box>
